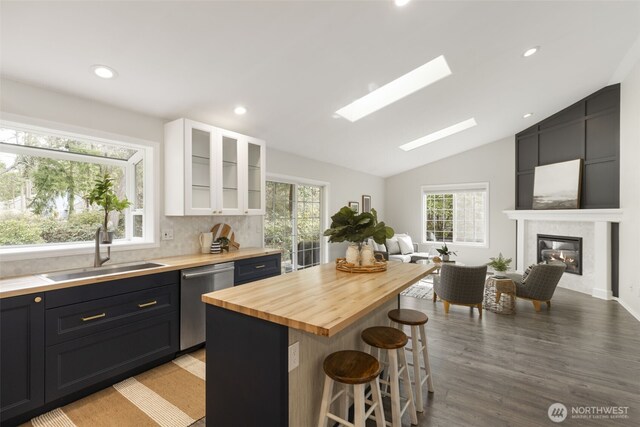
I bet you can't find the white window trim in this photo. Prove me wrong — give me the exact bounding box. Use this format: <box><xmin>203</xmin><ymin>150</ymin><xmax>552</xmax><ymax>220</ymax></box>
<box><xmin>421</xmin><ymin>182</ymin><xmax>490</xmax><ymax>249</ymax></box>
<box><xmin>0</xmin><ymin>113</ymin><xmax>160</xmax><ymax>261</ymax></box>
<box><xmin>265</xmin><ymin>173</ymin><xmax>330</xmax><ymax>267</ymax></box>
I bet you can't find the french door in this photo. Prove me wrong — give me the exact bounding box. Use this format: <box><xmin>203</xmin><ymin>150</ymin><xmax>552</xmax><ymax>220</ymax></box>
<box><xmin>264</xmin><ymin>180</ymin><xmax>324</xmax><ymax>273</ymax></box>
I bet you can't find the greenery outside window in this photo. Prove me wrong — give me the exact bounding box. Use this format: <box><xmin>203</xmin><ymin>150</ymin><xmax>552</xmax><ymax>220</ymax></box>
<box><xmin>422</xmin><ymin>183</ymin><xmax>489</xmax><ymax>247</ymax></box>
<box><xmin>0</xmin><ymin>120</ymin><xmax>156</xmax><ymax>258</ymax></box>
<box><xmin>264</xmin><ymin>179</ymin><xmax>325</xmax><ymax>273</ymax></box>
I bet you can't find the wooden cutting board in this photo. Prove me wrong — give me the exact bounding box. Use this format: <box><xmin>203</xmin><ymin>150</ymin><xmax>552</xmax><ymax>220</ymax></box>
<box><xmin>210</xmin><ymin>223</ymin><xmax>240</xmax><ymax>250</ymax></box>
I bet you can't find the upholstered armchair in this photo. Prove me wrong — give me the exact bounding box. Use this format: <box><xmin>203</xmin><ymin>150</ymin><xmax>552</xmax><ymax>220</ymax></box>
<box><xmin>506</xmin><ymin>263</ymin><xmax>566</xmax><ymax>311</ymax></box>
<box><xmin>433</xmin><ymin>264</ymin><xmax>488</xmax><ymax>316</ymax></box>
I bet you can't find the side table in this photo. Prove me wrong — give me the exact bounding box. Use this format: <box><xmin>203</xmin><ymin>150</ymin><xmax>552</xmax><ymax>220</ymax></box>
<box><xmin>483</xmin><ymin>276</ymin><xmax>516</xmax><ymax>315</ymax></box>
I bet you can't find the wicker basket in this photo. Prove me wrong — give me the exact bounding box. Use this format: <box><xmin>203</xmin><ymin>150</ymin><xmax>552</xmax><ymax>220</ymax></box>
<box><xmin>335</xmin><ymin>258</ymin><xmax>387</xmax><ymax>273</ymax></box>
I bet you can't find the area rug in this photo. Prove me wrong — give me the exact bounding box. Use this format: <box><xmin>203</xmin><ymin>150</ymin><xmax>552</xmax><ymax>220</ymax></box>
<box><xmin>401</xmin><ymin>279</ymin><xmax>433</xmax><ymax>300</ymax></box>
<box><xmin>24</xmin><ymin>349</ymin><xmax>206</xmax><ymax>427</ymax></box>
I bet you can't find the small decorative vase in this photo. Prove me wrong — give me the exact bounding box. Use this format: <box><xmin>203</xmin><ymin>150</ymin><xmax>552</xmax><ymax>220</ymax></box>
<box><xmin>360</xmin><ymin>244</ymin><xmax>375</xmax><ymax>266</ymax></box>
<box><xmin>346</xmin><ymin>244</ymin><xmax>360</xmax><ymax>265</ymax></box>
<box><xmin>442</xmin><ymin>254</ymin><xmax>450</xmax><ymax>262</ymax></box>
<box><xmin>100</xmin><ymin>231</ymin><xmax>114</xmax><ymax>244</ymax></box>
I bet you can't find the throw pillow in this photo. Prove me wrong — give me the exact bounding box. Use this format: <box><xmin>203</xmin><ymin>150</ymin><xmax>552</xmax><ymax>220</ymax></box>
<box><xmin>386</xmin><ymin>237</ymin><xmax>401</xmax><ymax>255</ymax></box>
<box><xmin>397</xmin><ymin>235</ymin><xmax>414</xmax><ymax>255</ymax></box>
<box><xmin>369</xmin><ymin>239</ymin><xmax>387</xmax><ymax>253</ymax></box>
<box><xmin>522</xmin><ymin>264</ymin><xmax>536</xmax><ymax>282</ymax></box>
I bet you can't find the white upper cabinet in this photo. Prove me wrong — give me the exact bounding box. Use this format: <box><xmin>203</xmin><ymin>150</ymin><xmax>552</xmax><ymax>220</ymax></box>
<box><xmin>164</xmin><ymin>118</ymin><xmax>266</xmax><ymax>216</ymax></box>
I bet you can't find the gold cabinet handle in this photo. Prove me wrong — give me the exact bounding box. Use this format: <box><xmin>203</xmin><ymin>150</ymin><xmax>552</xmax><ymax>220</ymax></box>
<box><xmin>34</xmin><ymin>296</ymin><xmax>42</xmax><ymax>303</ymax></box>
<box><xmin>255</xmin><ymin>265</ymin><xmax>266</xmax><ymax>269</ymax></box>
<box><xmin>82</xmin><ymin>313</ymin><xmax>106</xmax><ymax>322</ymax></box>
<box><xmin>138</xmin><ymin>300</ymin><xmax>157</xmax><ymax>308</ymax></box>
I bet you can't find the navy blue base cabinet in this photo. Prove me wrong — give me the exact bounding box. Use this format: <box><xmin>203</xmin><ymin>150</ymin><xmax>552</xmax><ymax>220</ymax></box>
<box><xmin>234</xmin><ymin>254</ymin><xmax>281</xmax><ymax>285</ymax></box>
<box><xmin>0</xmin><ymin>293</ymin><xmax>45</xmax><ymax>424</ymax></box>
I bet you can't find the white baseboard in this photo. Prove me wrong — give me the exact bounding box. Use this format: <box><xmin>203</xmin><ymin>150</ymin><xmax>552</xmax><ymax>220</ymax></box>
<box><xmin>614</xmin><ymin>297</ymin><xmax>640</xmax><ymax>322</ymax></box>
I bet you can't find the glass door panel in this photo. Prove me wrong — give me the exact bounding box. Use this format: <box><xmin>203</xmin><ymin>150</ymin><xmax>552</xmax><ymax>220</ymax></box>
<box><xmin>247</xmin><ymin>142</ymin><xmax>262</xmax><ymax>210</ymax></box>
<box><xmin>191</xmin><ymin>128</ymin><xmax>211</xmax><ymax>209</ymax></box>
<box><xmin>221</xmin><ymin>136</ymin><xmax>240</xmax><ymax>210</ymax></box>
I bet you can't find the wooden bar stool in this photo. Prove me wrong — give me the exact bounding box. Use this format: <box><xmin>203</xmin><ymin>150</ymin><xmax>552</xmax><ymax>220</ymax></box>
<box><xmin>388</xmin><ymin>309</ymin><xmax>434</xmax><ymax>413</ymax></box>
<box><xmin>318</xmin><ymin>350</ymin><xmax>385</xmax><ymax>427</ymax></box>
<box><xmin>361</xmin><ymin>327</ymin><xmax>418</xmax><ymax>427</ymax></box>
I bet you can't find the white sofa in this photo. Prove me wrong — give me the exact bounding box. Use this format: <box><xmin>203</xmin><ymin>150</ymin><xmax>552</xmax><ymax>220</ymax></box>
<box><xmin>368</xmin><ymin>234</ymin><xmax>433</xmax><ymax>263</ymax></box>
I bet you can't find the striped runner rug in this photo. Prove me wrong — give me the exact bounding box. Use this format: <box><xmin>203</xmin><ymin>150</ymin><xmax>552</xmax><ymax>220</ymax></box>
<box><xmin>24</xmin><ymin>349</ymin><xmax>206</xmax><ymax>427</ymax></box>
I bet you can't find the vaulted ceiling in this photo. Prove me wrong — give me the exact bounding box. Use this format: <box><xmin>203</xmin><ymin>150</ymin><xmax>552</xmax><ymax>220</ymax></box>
<box><xmin>1</xmin><ymin>1</ymin><xmax>639</xmax><ymax>177</ymax></box>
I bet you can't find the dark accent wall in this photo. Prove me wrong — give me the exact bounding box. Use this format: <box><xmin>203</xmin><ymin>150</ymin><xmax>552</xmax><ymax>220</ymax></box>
<box><xmin>515</xmin><ymin>84</ymin><xmax>620</xmax><ymax>209</ymax></box>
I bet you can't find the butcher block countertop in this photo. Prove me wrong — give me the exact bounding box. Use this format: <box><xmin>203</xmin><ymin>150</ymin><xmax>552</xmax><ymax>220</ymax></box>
<box><xmin>0</xmin><ymin>247</ymin><xmax>281</xmax><ymax>298</ymax></box>
<box><xmin>202</xmin><ymin>261</ymin><xmax>437</xmax><ymax>337</ymax></box>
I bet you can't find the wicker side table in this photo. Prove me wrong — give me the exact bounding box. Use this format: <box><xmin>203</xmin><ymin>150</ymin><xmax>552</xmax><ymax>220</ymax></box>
<box><xmin>483</xmin><ymin>277</ymin><xmax>516</xmax><ymax>315</ymax></box>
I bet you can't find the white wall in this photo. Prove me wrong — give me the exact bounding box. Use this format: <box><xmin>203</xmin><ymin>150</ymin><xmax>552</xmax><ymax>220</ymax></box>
<box><xmin>619</xmin><ymin>58</ymin><xmax>640</xmax><ymax>320</ymax></box>
<box><xmin>384</xmin><ymin>136</ymin><xmax>516</xmax><ymax>267</ymax></box>
<box><xmin>0</xmin><ymin>79</ymin><xmax>263</xmax><ymax>277</ymax></box>
<box><xmin>267</xmin><ymin>148</ymin><xmax>386</xmax><ymax>261</ymax></box>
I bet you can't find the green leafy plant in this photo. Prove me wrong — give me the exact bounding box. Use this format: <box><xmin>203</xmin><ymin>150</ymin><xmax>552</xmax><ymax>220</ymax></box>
<box><xmin>487</xmin><ymin>253</ymin><xmax>512</xmax><ymax>272</ymax></box>
<box><xmin>436</xmin><ymin>243</ymin><xmax>457</xmax><ymax>256</ymax></box>
<box><xmin>87</xmin><ymin>173</ymin><xmax>131</xmax><ymax>231</ymax></box>
<box><xmin>216</xmin><ymin>236</ymin><xmax>230</xmax><ymax>246</ymax></box>
<box><xmin>323</xmin><ymin>207</ymin><xmax>393</xmax><ymax>244</ymax></box>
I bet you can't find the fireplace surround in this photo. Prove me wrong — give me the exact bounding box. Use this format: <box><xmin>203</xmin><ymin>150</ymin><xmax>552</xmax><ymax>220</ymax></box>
<box><xmin>537</xmin><ymin>234</ymin><xmax>582</xmax><ymax>275</ymax></box>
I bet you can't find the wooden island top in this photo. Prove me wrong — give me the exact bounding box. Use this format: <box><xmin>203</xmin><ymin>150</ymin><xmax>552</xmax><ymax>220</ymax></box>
<box><xmin>202</xmin><ymin>260</ymin><xmax>437</xmax><ymax>337</ymax></box>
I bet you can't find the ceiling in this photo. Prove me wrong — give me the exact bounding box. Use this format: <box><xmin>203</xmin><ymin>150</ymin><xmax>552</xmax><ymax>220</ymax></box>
<box><xmin>1</xmin><ymin>1</ymin><xmax>639</xmax><ymax>177</ymax></box>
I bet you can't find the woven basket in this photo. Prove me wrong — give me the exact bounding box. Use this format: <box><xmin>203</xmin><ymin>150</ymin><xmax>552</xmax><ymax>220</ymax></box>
<box><xmin>335</xmin><ymin>258</ymin><xmax>387</xmax><ymax>273</ymax></box>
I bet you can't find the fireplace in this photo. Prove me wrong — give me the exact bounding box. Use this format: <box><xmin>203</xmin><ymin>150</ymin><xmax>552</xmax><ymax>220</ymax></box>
<box><xmin>537</xmin><ymin>234</ymin><xmax>582</xmax><ymax>275</ymax></box>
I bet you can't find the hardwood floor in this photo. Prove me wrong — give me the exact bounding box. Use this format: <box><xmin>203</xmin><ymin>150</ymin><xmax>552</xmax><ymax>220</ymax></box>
<box><xmin>391</xmin><ymin>287</ymin><xmax>640</xmax><ymax>426</ymax></box>
<box><xmin>192</xmin><ymin>287</ymin><xmax>639</xmax><ymax>426</ymax></box>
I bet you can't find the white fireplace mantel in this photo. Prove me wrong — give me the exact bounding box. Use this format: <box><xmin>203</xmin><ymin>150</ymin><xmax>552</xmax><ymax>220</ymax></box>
<box><xmin>503</xmin><ymin>209</ymin><xmax>623</xmax><ymax>223</ymax></box>
<box><xmin>503</xmin><ymin>208</ymin><xmax>623</xmax><ymax>301</ymax></box>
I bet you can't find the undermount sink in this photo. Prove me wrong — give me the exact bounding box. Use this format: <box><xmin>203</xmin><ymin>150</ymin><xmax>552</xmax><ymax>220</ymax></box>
<box><xmin>39</xmin><ymin>261</ymin><xmax>166</xmax><ymax>282</ymax></box>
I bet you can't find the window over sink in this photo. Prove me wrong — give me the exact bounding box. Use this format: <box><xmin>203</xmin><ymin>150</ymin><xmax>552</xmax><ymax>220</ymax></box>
<box><xmin>0</xmin><ymin>120</ymin><xmax>157</xmax><ymax>259</ymax></box>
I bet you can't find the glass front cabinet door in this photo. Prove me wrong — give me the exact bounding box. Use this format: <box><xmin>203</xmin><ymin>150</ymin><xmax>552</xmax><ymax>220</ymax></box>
<box><xmin>243</xmin><ymin>138</ymin><xmax>266</xmax><ymax>215</ymax></box>
<box><xmin>184</xmin><ymin>120</ymin><xmax>216</xmax><ymax>215</ymax></box>
<box><xmin>215</xmin><ymin>130</ymin><xmax>243</xmax><ymax>215</ymax></box>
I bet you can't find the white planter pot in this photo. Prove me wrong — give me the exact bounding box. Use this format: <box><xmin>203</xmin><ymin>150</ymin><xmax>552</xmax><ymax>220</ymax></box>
<box><xmin>346</xmin><ymin>244</ymin><xmax>360</xmax><ymax>265</ymax></box>
<box><xmin>360</xmin><ymin>244</ymin><xmax>375</xmax><ymax>266</ymax></box>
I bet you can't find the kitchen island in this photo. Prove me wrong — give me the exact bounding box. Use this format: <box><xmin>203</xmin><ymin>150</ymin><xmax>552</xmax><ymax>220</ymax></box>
<box><xmin>202</xmin><ymin>260</ymin><xmax>437</xmax><ymax>426</ymax></box>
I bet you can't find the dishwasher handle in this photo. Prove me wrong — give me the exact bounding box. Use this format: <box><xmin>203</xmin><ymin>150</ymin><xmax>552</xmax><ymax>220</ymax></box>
<box><xmin>182</xmin><ymin>266</ymin><xmax>234</xmax><ymax>280</ymax></box>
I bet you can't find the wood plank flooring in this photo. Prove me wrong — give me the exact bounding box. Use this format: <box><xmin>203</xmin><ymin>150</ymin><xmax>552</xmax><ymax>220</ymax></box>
<box><xmin>192</xmin><ymin>287</ymin><xmax>639</xmax><ymax>426</ymax></box>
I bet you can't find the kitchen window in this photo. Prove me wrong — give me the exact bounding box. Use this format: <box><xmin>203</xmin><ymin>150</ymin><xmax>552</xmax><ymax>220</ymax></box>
<box><xmin>422</xmin><ymin>183</ymin><xmax>489</xmax><ymax>246</ymax></box>
<box><xmin>264</xmin><ymin>178</ymin><xmax>326</xmax><ymax>273</ymax></box>
<box><xmin>0</xmin><ymin>120</ymin><xmax>157</xmax><ymax>259</ymax></box>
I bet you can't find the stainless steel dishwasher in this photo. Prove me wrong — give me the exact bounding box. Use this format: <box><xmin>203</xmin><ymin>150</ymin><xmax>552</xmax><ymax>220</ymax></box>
<box><xmin>180</xmin><ymin>262</ymin><xmax>234</xmax><ymax>350</ymax></box>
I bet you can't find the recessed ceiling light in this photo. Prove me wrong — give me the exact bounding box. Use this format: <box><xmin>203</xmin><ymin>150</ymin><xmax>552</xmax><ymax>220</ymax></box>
<box><xmin>523</xmin><ymin>112</ymin><xmax>533</xmax><ymax>118</ymax></box>
<box><xmin>395</xmin><ymin>0</ymin><xmax>412</xmax><ymax>7</ymax></box>
<box><xmin>399</xmin><ymin>118</ymin><xmax>477</xmax><ymax>151</ymax></box>
<box><xmin>335</xmin><ymin>55</ymin><xmax>452</xmax><ymax>122</ymax></box>
<box><xmin>523</xmin><ymin>46</ymin><xmax>539</xmax><ymax>57</ymax></box>
<box><xmin>91</xmin><ymin>65</ymin><xmax>117</xmax><ymax>79</ymax></box>
<box><xmin>234</xmin><ymin>106</ymin><xmax>247</xmax><ymax>115</ymax></box>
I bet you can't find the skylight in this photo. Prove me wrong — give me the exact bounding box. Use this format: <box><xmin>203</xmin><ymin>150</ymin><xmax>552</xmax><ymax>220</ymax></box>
<box><xmin>399</xmin><ymin>118</ymin><xmax>477</xmax><ymax>151</ymax></box>
<box><xmin>335</xmin><ymin>55</ymin><xmax>452</xmax><ymax>122</ymax></box>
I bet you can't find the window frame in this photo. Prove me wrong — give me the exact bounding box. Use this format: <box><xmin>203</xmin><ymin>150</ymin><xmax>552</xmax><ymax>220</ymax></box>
<box><xmin>421</xmin><ymin>182</ymin><xmax>490</xmax><ymax>248</ymax></box>
<box><xmin>0</xmin><ymin>115</ymin><xmax>159</xmax><ymax>261</ymax></box>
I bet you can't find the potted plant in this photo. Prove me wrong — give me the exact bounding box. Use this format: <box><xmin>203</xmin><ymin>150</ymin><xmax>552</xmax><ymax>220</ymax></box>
<box><xmin>88</xmin><ymin>172</ymin><xmax>131</xmax><ymax>243</ymax></box>
<box><xmin>324</xmin><ymin>207</ymin><xmax>393</xmax><ymax>265</ymax></box>
<box><xmin>216</xmin><ymin>236</ymin><xmax>230</xmax><ymax>253</ymax></box>
<box><xmin>436</xmin><ymin>243</ymin><xmax>457</xmax><ymax>262</ymax></box>
<box><xmin>487</xmin><ymin>253</ymin><xmax>512</xmax><ymax>278</ymax></box>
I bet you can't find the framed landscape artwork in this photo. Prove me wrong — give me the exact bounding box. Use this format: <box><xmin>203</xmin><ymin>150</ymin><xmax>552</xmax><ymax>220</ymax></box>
<box><xmin>348</xmin><ymin>201</ymin><xmax>359</xmax><ymax>213</ymax></box>
<box><xmin>362</xmin><ymin>195</ymin><xmax>371</xmax><ymax>213</ymax></box>
<box><xmin>532</xmin><ymin>159</ymin><xmax>583</xmax><ymax>209</ymax></box>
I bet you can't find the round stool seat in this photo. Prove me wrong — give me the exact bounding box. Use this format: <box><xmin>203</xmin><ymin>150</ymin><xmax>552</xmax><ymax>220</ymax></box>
<box><xmin>388</xmin><ymin>308</ymin><xmax>428</xmax><ymax>325</ymax></box>
<box><xmin>323</xmin><ymin>350</ymin><xmax>381</xmax><ymax>385</ymax></box>
<box><xmin>361</xmin><ymin>326</ymin><xmax>408</xmax><ymax>350</ymax></box>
